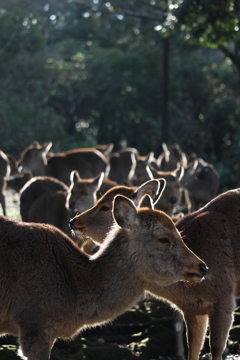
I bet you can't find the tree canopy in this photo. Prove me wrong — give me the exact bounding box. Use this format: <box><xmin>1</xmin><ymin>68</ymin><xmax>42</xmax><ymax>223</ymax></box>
<box><xmin>0</xmin><ymin>0</ymin><xmax>240</xmax><ymax>191</ymax></box>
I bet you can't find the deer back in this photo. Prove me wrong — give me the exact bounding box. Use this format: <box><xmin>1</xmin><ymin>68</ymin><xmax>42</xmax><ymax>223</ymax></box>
<box><xmin>18</xmin><ymin>142</ymin><xmax>110</xmax><ymax>186</ymax></box>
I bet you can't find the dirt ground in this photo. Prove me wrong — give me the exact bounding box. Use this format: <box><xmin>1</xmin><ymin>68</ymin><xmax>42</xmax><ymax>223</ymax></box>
<box><xmin>0</xmin><ymin>189</ymin><xmax>240</xmax><ymax>360</ymax></box>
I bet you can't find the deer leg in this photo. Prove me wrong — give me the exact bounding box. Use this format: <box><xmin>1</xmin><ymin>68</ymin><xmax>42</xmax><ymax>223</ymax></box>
<box><xmin>208</xmin><ymin>302</ymin><xmax>235</xmax><ymax>360</ymax></box>
<box><xmin>173</xmin><ymin>311</ymin><xmax>185</xmax><ymax>360</ymax></box>
<box><xmin>19</xmin><ymin>328</ymin><xmax>52</xmax><ymax>360</ymax></box>
<box><xmin>184</xmin><ymin>313</ymin><xmax>208</xmax><ymax>360</ymax></box>
<box><xmin>0</xmin><ymin>192</ymin><xmax>6</xmax><ymax>216</ymax></box>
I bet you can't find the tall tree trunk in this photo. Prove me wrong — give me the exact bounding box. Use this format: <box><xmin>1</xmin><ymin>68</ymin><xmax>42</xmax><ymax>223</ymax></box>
<box><xmin>162</xmin><ymin>36</ymin><xmax>169</xmax><ymax>144</ymax></box>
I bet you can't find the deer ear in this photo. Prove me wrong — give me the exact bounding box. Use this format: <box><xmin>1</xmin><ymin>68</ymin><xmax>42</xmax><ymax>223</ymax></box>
<box><xmin>139</xmin><ymin>194</ymin><xmax>154</xmax><ymax>209</ymax></box>
<box><xmin>162</xmin><ymin>142</ymin><xmax>170</xmax><ymax>162</ymax></box>
<box><xmin>134</xmin><ymin>178</ymin><xmax>166</xmax><ymax>205</ymax></box>
<box><xmin>113</xmin><ymin>195</ymin><xmax>139</xmax><ymax>230</ymax></box>
<box><xmin>42</xmin><ymin>141</ymin><xmax>52</xmax><ymax>154</ymax></box>
<box><xmin>70</xmin><ymin>170</ymin><xmax>81</xmax><ymax>184</ymax></box>
<box><xmin>93</xmin><ymin>172</ymin><xmax>104</xmax><ymax>191</ymax></box>
<box><xmin>175</xmin><ymin>165</ymin><xmax>184</xmax><ymax>181</ymax></box>
<box><xmin>142</xmin><ymin>151</ymin><xmax>154</xmax><ymax>165</ymax></box>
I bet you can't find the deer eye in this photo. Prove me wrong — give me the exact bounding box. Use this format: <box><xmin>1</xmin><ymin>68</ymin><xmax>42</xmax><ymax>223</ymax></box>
<box><xmin>100</xmin><ymin>205</ymin><xmax>110</xmax><ymax>212</ymax></box>
<box><xmin>159</xmin><ymin>237</ymin><xmax>170</xmax><ymax>244</ymax></box>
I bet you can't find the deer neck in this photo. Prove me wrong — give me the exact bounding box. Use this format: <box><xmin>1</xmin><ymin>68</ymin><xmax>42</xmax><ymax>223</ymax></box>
<box><xmin>74</xmin><ymin>236</ymin><xmax>145</xmax><ymax>326</ymax></box>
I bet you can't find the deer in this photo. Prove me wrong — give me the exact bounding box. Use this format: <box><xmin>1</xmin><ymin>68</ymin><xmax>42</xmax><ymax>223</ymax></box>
<box><xmin>0</xmin><ymin>188</ymin><xmax>207</xmax><ymax>360</ymax></box>
<box><xmin>129</xmin><ymin>151</ymin><xmax>155</xmax><ymax>187</ymax></box>
<box><xmin>19</xmin><ymin>172</ymin><xmax>104</xmax><ymax>236</ymax></box>
<box><xmin>156</xmin><ymin>143</ymin><xmax>188</xmax><ymax>171</ymax></box>
<box><xmin>70</xmin><ymin>187</ymin><xmax>240</xmax><ymax>360</ymax></box>
<box><xmin>7</xmin><ymin>170</ymin><xmax>32</xmax><ymax>193</ymax></box>
<box><xmin>5</xmin><ymin>153</ymin><xmax>33</xmax><ymax>193</ymax></box>
<box><xmin>70</xmin><ymin>178</ymin><xmax>167</xmax><ymax>252</ymax></box>
<box><xmin>108</xmin><ymin>147</ymin><xmax>137</xmax><ymax>186</ymax></box>
<box><xmin>181</xmin><ymin>157</ymin><xmax>220</xmax><ymax>213</ymax></box>
<box><xmin>109</xmin><ymin>147</ymin><xmax>154</xmax><ymax>186</ymax></box>
<box><xmin>68</xmin><ymin>171</ymin><xmax>104</xmax><ymax>216</ymax></box>
<box><xmin>0</xmin><ymin>150</ymin><xmax>11</xmax><ymax>216</ymax></box>
<box><xmin>149</xmin><ymin>165</ymin><xmax>184</xmax><ymax>217</ymax></box>
<box><xmin>17</xmin><ymin>141</ymin><xmax>110</xmax><ymax>186</ymax></box>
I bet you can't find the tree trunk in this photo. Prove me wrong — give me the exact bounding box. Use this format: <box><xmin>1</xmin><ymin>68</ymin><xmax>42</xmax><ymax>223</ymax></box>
<box><xmin>162</xmin><ymin>36</ymin><xmax>169</xmax><ymax>144</ymax></box>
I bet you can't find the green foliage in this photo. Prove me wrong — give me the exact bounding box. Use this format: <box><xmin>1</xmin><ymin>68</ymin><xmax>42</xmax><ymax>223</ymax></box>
<box><xmin>174</xmin><ymin>0</ymin><xmax>240</xmax><ymax>47</ymax></box>
<box><xmin>0</xmin><ymin>2</ymin><xmax>240</xmax><ymax>190</ymax></box>
<box><xmin>0</xmin><ymin>10</ymin><xmax>45</xmax><ymax>65</ymax></box>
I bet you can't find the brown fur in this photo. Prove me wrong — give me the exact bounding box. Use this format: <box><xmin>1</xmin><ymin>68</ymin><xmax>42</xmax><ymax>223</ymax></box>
<box><xmin>109</xmin><ymin>147</ymin><xmax>138</xmax><ymax>185</ymax></box>
<box><xmin>7</xmin><ymin>171</ymin><xmax>32</xmax><ymax>193</ymax></box>
<box><xmin>129</xmin><ymin>152</ymin><xmax>154</xmax><ymax>186</ymax></box>
<box><xmin>156</xmin><ymin>143</ymin><xmax>188</xmax><ymax>171</ymax></box>
<box><xmin>149</xmin><ymin>165</ymin><xmax>183</xmax><ymax>217</ymax></box>
<box><xmin>20</xmin><ymin>172</ymin><xmax>104</xmax><ymax>236</ymax></box>
<box><xmin>0</xmin><ymin>193</ymin><xmax>206</xmax><ymax>360</ymax></box>
<box><xmin>97</xmin><ymin>177</ymin><xmax>119</xmax><ymax>199</ymax></box>
<box><xmin>181</xmin><ymin>158</ymin><xmax>220</xmax><ymax>212</ymax></box>
<box><xmin>0</xmin><ymin>150</ymin><xmax>10</xmax><ymax>215</ymax></box>
<box><xmin>17</xmin><ymin>142</ymin><xmax>110</xmax><ymax>186</ymax></box>
<box><xmin>68</xmin><ymin>171</ymin><xmax>104</xmax><ymax>216</ymax></box>
<box><xmin>70</xmin><ymin>179</ymin><xmax>165</xmax><ymax>246</ymax></box>
<box><xmin>6</xmin><ymin>154</ymin><xmax>32</xmax><ymax>193</ymax></box>
<box><xmin>70</xmin><ymin>186</ymin><xmax>240</xmax><ymax>360</ymax></box>
<box><xmin>6</xmin><ymin>153</ymin><xmax>18</xmax><ymax>175</ymax></box>
<box><xmin>109</xmin><ymin>147</ymin><xmax>154</xmax><ymax>186</ymax></box>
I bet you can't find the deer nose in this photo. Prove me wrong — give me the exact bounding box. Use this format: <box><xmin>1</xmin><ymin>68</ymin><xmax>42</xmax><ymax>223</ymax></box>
<box><xmin>170</xmin><ymin>196</ymin><xmax>178</xmax><ymax>204</ymax></box>
<box><xmin>69</xmin><ymin>218</ymin><xmax>75</xmax><ymax>228</ymax></box>
<box><xmin>199</xmin><ymin>264</ymin><xmax>208</xmax><ymax>277</ymax></box>
<box><xmin>69</xmin><ymin>202</ymin><xmax>75</xmax><ymax>210</ymax></box>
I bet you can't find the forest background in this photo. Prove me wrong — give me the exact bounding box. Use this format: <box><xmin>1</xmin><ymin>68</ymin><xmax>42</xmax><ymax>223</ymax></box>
<box><xmin>1</xmin><ymin>0</ymin><xmax>240</xmax><ymax>193</ymax></box>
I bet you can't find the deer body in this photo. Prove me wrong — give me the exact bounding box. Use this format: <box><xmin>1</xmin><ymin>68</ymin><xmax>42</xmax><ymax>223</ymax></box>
<box><xmin>147</xmin><ymin>189</ymin><xmax>240</xmax><ymax>360</ymax></box>
<box><xmin>109</xmin><ymin>147</ymin><xmax>154</xmax><ymax>186</ymax></box>
<box><xmin>0</xmin><ymin>192</ymin><xmax>206</xmax><ymax>360</ymax></box>
<box><xmin>17</xmin><ymin>142</ymin><xmax>109</xmax><ymax>186</ymax></box>
<box><xmin>19</xmin><ymin>172</ymin><xmax>104</xmax><ymax>236</ymax></box>
<box><xmin>109</xmin><ymin>147</ymin><xmax>138</xmax><ymax>185</ymax></box>
<box><xmin>70</xmin><ymin>187</ymin><xmax>240</xmax><ymax>360</ymax></box>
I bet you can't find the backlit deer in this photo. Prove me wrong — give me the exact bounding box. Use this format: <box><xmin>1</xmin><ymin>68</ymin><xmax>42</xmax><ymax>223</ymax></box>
<box><xmin>156</xmin><ymin>143</ymin><xmax>188</xmax><ymax>171</ymax></box>
<box><xmin>68</xmin><ymin>171</ymin><xmax>104</xmax><ymax>216</ymax></box>
<box><xmin>7</xmin><ymin>171</ymin><xmax>32</xmax><ymax>193</ymax></box>
<box><xmin>6</xmin><ymin>153</ymin><xmax>18</xmax><ymax>175</ymax></box>
<box><xmin>70</xmin><ymin>178</ymin><xmax>166</xmax><ymax>247</ymax></box>
<box><xmin>70</xmin><ymin>187</ymin><xmax>240</xmax><ymax>360</ymax></box>
<box><xmin>109</xmin><ymin>147</ymin><xmax>154</xmax><ymax>186</ymax></box>
<box><xmin>94</xmin><ymin>143</ymin><xmax>114</xmax><ymax>156</ymax></box>
<box><xmin>20</xmin><ymin>172</ymin><xmax>104</xmax><ymax>236</ymax></box>
<box><xmin>20</xmin><ymin>175</ymin><xmax>70</xmax><ymax>234</ymax></box>
<box><xmin>109</xmin><ymin>147</ymin><xmax>137</xmax><ymax>185</ymax></box>
<box><xmin>5</xmin><ymin>153</ymin><xmax>33</xmax><ymax>193</ymax></box>
<box><xmin>0</xmin><ymin>192</ymin><xmax>206</xmax><ymax>360</ymax></box>
<box><xmin>97</xmin><ymin>176</ymin><xmax>118</xmax><ymax>199</ymax></box>
<box><xmin>149</xmin><ymin>165</ymin><xmax>184</xmax><ymax>217</ymax></box>
<box><xmin>130</xmin><ymin>152</ymin><xmax>155</xmax><ymax>186</ymax></box>
<box><xmin>0</xmin><ymin>150</ymin><xmax>10</xmax><ymax>215</ymax></box>
<box><xmin>17</xmin><ymin>141</ymin><xmax>110</xmax><ymax>186</ymax></box>
<box><xmin>181</xmin><ymin>158</ymin><xmax>220</xmax><ymax>212</ymax></box>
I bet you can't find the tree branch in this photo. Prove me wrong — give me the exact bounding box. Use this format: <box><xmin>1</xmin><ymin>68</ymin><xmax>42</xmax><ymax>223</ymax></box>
<box><xmin>219</xmin><ymin>44</ymin><xmax>240</xmax><ymax>72</ymax></box>
<box><xmin>70</xmin><ymin>0</ymin><xmax>164</xmax><ymax>21</ymax></box>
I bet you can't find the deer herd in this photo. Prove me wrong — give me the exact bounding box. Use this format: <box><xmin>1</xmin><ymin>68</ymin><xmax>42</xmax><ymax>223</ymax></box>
<box><xmin>0</xmin><ymin>141</ymin><xmax>239</xmax><ymax>360</ymax></box>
